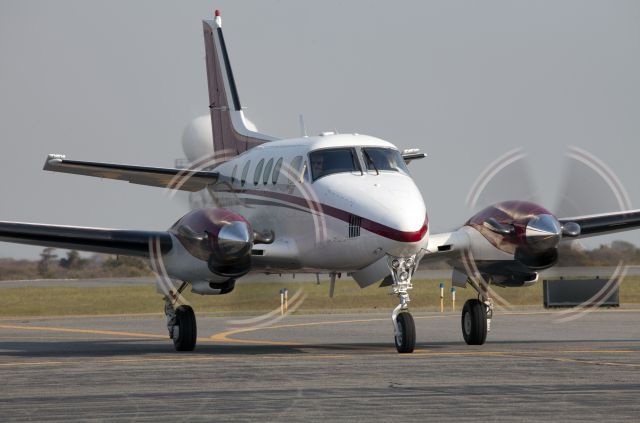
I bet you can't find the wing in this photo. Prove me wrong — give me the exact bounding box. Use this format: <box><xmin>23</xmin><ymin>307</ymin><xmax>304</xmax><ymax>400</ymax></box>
<box><xmin>0</xmin><ymin>221</ymin><xmax>172</xmax><ymax>257</ymax></box>
<box><xmin>44</xmin><ymin>155</ymin><xmax>218</xmax><ymax>192</ymax></box>
<box><xmin>421</xmin><ymin>230</ymin><xmax>470</xmax><ymax>264</ymax></box>
<box><xmin>559</xmin><ymin>209</ymin><xmax>640</xmax><ymax>239</ymax></box>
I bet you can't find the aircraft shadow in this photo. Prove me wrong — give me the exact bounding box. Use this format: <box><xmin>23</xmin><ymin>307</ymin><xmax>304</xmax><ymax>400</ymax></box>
<box><xmin>1</xmin><ymin>338</ymin><xmax>638</xmax><ymax>359</ymax></box>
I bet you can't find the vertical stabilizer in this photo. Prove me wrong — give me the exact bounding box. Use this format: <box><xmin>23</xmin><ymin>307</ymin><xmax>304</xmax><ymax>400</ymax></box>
<box><xmin>203</xmin><ymin>11</ymin><xmax>277</xmax><ymax>162</ymax></box>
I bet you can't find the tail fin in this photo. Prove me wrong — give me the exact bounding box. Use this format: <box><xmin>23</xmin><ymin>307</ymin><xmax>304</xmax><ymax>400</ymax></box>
<box><xmin>203</xmin><ymin>11</ymin><xmax>277</xmax><ymax>162</ymax></box>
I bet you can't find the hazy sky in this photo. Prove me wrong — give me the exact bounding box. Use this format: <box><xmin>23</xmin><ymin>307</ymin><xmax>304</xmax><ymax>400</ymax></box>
<box><xmin>1</xmin><ymin>0</ymin><xmax>639</xmax><ymax>258</ymax></box>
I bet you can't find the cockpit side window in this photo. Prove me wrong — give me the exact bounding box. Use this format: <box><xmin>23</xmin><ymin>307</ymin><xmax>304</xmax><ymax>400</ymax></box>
<box><xmin>309</xmin><ymin>148</ymin><xmax>362</xmax><ymax>181</ymax></box>
<box><xmin>362</xmin><ymin>148</ymin><xmax>409</xmax><ymax>175</ymax></box>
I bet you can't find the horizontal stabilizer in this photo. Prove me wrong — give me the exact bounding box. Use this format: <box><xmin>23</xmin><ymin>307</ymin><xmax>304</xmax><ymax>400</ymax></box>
<box><xmin>0</xmin><ymin>221</ymin><xmax>172</xmax><ymax>257</ymax></box>
<box><xmin>44</xmin><ymin>155</ymin><xmax>218</xmax><ymax>192</ymax></box>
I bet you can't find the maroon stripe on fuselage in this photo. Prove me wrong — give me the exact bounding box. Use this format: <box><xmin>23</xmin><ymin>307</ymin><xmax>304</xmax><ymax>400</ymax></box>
<box><xmin>219</xmin><ymin>188</ymin><xmax>428</xmax><ymax>243</ymax></box>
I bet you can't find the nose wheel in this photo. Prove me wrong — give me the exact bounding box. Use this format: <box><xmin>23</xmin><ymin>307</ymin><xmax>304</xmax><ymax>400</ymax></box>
<box><xmin>388</xmin><ymin>255</ymin><xmax>418</xmax><ymax>353</ymax></box>
<box><xmin>394</xmin><ymin>311</ymin><xmax>416</xmax><ymax>353</ymax></box>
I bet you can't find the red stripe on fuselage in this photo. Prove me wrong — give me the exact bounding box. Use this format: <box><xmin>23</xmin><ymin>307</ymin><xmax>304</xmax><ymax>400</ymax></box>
<box><xmin>220</xmin><ymin>188</ymin><xmax>428</xmax><ymax>243</ymax></box>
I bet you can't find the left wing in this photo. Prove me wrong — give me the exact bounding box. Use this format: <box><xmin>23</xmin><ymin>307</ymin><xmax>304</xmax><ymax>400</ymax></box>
<box><xmin>421</xmin><ymin>230</ymin><xmax>470</xmax><ymax>264</ymax></box>
<box><xmin>44</xmin><ymin>155</ymin><xmax>218</xmax><ymax>192</ymax></box>
<box><xmin>420</xmin><ymin>208</ymin><xmax>640</xmax><ymax>263</ymax></box>
<box><xmin>559</xmin><ymin>209</ymin><xmax>640</xmax><ymax>239</ymax></box>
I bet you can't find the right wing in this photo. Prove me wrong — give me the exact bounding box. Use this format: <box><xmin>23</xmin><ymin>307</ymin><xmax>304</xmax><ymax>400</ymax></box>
<box><xmin>0</xmin><ymin>221</ymin><xmax>172</xmax><ymax>257</ymax></box>
<box><xmin>44</xmin><ymin>155</ymin><xmax>218</xmax><ymax>192</ymax></box>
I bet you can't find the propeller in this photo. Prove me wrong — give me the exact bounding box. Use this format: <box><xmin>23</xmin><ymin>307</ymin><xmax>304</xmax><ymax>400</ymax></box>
<box><xmin>463</xmin><ymin>146</ymin><xmax>631</xmax><ymax>282</ymax></box>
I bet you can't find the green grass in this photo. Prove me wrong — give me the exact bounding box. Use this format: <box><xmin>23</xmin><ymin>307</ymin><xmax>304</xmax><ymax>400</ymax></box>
<box><xmin>1</xmin><ymin>277</ymin><xmax>639</xmax><ymax>317</ymax></box>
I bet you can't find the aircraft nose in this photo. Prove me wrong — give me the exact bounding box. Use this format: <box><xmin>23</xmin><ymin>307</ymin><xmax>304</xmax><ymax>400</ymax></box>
<box><xmin>375</xmin><ymin>183</ymin><xmax>427</xmax><ymax>233</ymax></box>
<box><xmin>363</xmin><ymin>182</ymin><xmax>428</xmax><ymax>255</ymax></box>
<box><xmin>313</xmin><ymin>173</ymin><xmax>428</xmax><ymax>253</ymax></box>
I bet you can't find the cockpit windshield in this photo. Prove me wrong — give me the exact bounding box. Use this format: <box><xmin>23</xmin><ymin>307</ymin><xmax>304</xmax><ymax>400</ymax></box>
<box><xmin>362</xmin><ymin>147</ymin><xmax>409</xmax><ymax>175</ymax></box>
<box><xmin>309</xmin><ymin>148</ymin><xmax>361</xmax><ymax>181</ymax></box>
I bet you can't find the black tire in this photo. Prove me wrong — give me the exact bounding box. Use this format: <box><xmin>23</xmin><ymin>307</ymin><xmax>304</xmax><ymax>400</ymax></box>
<box><xmin>394</xmin><ymin>312</ymin><xmax>416</xmax><ymax>353</ymax></box>
<box><xmin>173</xmin><ymin>305</ymin><xmax>197</xmax><ymax>352</ymax></box>
<box><xmin>461</xmin><ymin>299</ymin><xmax>487</xmax><ymax>345</ymax></box>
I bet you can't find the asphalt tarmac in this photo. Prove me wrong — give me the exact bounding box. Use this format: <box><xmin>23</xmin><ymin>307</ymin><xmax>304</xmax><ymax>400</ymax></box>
<box><xmin>1</xmin><ymin>308</ymin><xmax>639</xmax><ymax>422</ymax></box>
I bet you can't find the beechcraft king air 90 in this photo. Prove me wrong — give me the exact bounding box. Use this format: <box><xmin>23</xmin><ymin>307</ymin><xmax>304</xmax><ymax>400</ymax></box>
<box><xmin>2</xmin><ymin>10</ymin><xmax>640</xmax><ymax>353</ymax></box>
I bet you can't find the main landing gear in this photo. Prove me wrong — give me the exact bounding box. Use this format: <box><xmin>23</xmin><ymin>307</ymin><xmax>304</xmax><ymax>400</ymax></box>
<box><xmin>164</xmin><ymin>282</ymin><xmax>197</xmax><ymax>351</ymax></box>
<box><xmin>388</xmin><ymin>255</ymin><xmax>418</xmax><ymax>353</ymax></box>
<box><xmin>461</xmin><ymin>279</ymin><xmax>494</xmax><ymax>345</ymax></box>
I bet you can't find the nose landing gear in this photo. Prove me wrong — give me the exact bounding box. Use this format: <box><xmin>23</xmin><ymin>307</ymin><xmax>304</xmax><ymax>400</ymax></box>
<box><xmin>388</xmin><ymin>255</ymin><xmax>417</xmax><ymax>353</ymax></box>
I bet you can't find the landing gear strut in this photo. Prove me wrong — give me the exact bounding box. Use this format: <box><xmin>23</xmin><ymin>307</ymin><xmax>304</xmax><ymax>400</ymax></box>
<box><xmin>388</xmin><ymin>255</ymin><xmax>417</xmax><ymax>353</ymax></box>
<box><xmin>164</xmin><ymin>282</ymin><xmax>197</xmax><ymax>351</ymax></box>
<box><xmin>461</xmin><ymin>278</ymin><xmax>494</xmax><ymax>345</ymax></box>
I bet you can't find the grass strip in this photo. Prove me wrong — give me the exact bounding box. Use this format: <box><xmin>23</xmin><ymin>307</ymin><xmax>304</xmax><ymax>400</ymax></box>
<box><xmin>1</xmin><ymin>277</ymin><xmax>639</xmax><ymax>317</ymax></box>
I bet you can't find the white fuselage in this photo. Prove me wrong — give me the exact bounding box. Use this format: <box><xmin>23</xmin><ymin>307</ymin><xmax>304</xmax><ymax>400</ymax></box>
<box><xmin>208</xmin><ymin>134</ymin><xmax>429</xmax><ymax>274</ymax></box>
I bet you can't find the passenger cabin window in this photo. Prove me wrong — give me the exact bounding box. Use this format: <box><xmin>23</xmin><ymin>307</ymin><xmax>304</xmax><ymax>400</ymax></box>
<box><xmin>362</xmin><ymin>147</ymin><xmax>409</xmax><ymax>175</ymax></box>
<box><xmin>231</xmin><ymin>165</ymin><xmax>238</xmax><ymax>184</ymax></box>
<box><xmin>241</xmin><ymin>161</ymin><xmax>251</xmax><ymax>186</ymax></box>
<box><xmin>309</xmin><ymin>148</ymin><xmax>362</xmax><ymax>181</ymax></box>
<box><xmin>272</xmin><ymin>157</ymin><xmax>283</xmax><ymax>185</ymax></box>
<box><xmin>253</xmin><ymin>159</ymin><xmax>264</xmax><ymax>186</ymax></box>
<box><xmin>263</xmin><ymin>158</ymin><xmax>274</xmax><ymax>185</ymax></box>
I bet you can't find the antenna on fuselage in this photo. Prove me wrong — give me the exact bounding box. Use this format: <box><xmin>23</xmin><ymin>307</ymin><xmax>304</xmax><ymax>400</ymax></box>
<box><xmin>299</xmin><ymin>114</ymin><xmax>308</xmax><ymax>137</ymax></box>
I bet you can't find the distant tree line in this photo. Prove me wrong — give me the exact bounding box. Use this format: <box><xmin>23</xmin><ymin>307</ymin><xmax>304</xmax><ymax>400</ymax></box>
<box><xmin>0</xmin><ymin>249</ymin><xmax>153</xmax><ymax>281</ymax></box>
<box><xmin>557</xmin><ymin>241</ymin><xmax>640</xmax><ymax>266</ymax></box>
<box><xmin>2</xmin><ymin>241</ymin><xmax>640</xmax><ymax>281</ymax></box>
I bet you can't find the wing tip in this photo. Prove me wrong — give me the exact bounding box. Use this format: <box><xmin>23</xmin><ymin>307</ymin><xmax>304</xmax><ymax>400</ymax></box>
<box><xmin>43</xmin><ymin>153</ymin><xmax>66</xmax><ymax>170</ymax></box>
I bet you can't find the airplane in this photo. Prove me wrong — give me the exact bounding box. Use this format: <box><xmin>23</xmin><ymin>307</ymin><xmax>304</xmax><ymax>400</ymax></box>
<box><xmin>2</xmin><ymin>10</ymin><xmax>640</xmax><ymax>354</ymax></box>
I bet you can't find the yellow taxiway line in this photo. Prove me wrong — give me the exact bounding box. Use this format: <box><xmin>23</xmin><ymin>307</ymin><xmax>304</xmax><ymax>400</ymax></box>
<box><xmin>2</xmin><ymin>309</ymin><xmax>640</xmax><ymax>352</ymax></box>
<box><xmin>0</xmin><ymin>323</ymin><xmax>211</xmax><ymax>344</ymax></box>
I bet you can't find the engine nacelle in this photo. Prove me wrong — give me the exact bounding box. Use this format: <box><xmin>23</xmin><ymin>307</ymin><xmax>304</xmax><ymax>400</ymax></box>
<box><xmin>169</xmin><ymin>208</ymin><xmax>253</xmax><ymax>279</ymax></box>
<box><xmin>466</xmin><ymin>201</ymin><xmax>568</xmax><ymax>273</ymax></box>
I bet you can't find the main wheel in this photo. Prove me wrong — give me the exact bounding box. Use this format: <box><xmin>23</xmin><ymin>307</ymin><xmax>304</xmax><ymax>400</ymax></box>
<box><xmin>461</xmin><ymin>299</ymin><xmax>487</xmax><ymax>345</ymax></box>
<box><xmin>173</xmin><ymin>305</ymin><xmax>197</xmax><ymax>351</ymax></box>
<box><xmin>394</xmin><ymin>312</ymin><xmax>416</xmax><ymax>353</ymax></box>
